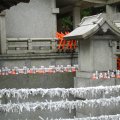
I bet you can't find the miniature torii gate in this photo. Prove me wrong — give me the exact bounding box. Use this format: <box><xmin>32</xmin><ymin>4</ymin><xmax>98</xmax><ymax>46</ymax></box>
<box><xmin>64</xmin><ymin>1</ymin><xmax>120</xmax><ymax>118</ymax></box>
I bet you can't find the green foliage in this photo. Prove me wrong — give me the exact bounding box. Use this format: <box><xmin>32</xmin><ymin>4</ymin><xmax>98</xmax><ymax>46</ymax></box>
<box><xmin>61</xmin><ymin>16</ymin><xmax>73</xmax><ymax>31</ymax></box>
<box><xmin>81</xmin><ymin>8</ymin><xmax>92</xmax><ymax>18</ymax></box>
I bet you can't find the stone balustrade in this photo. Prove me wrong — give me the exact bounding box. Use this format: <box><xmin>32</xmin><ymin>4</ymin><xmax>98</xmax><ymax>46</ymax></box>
<box><xmin>6</xmin><ymin>38</ymin><xmax>57</xmax><ymax>54</ymax></box>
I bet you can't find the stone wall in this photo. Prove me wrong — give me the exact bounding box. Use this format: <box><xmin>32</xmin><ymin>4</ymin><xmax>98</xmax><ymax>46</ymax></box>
<box><xmin>5</xmin><ymin>0</ymin><xmax>57</xmax><ymax>38</ymax></box>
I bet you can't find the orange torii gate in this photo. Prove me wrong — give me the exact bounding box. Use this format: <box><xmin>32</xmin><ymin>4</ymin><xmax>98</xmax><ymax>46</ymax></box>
<box><xmin>56</xmin><ymin>32</ymin><xmax>77</xmax><ymax>52</ymax></box>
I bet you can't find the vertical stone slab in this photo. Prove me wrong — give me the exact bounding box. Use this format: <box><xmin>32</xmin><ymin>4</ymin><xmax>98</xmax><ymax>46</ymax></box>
<box><xmin>0</xmin><ymin>11</ymin><xmax>7</xmax><ymax>54</ymax></box>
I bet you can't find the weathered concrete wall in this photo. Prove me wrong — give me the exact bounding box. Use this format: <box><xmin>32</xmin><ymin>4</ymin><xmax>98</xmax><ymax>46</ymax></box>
<box><xmin>5</xmin><ymin>0</ymin><xmax>57</xmax><ymax>38</ymax></box>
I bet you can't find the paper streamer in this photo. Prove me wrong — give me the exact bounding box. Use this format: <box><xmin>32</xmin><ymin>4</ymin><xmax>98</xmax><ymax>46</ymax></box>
<box><xmin>1</xmin><ymin>96</ymin><xmax>120</xmax><ymax>113</ymax></box>
<box><xmin>0</xmin><ymin>85</ymin><xmax>120</xmax><ymax>99</ymax></box>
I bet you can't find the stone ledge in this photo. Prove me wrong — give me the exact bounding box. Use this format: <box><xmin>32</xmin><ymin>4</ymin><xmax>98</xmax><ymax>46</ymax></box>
<box><xmin>0</xmin><ymin>53</ymin><xmax>78</xmax><ymax>60</ymax></box>
<box><xmin>74</xmin><ymin>77</ymin><xmax>115</xmax><ymax>87</ymax></box>
<box><xmin>76</xmin><ymin>71</ymin><xmax>93</xmax><ymax>78</ymax></box>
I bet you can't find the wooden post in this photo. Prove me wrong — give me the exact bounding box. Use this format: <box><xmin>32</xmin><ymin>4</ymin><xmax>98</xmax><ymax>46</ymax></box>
<box><xmin>0</xmin><ymin>11</ymin><xmax>7</xmax><ymax>54</ymax></box>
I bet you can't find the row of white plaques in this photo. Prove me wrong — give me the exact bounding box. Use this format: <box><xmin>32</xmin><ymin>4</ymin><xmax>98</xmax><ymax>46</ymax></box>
<box><xmin>92</xmin><ymin>70</ymin><xmax>120</xmax><ymax>80</ymax></box>
<box><xmin>0</xmin><ymin>65</ymin><xmax>79</xmax><ymax>76</ymax></box>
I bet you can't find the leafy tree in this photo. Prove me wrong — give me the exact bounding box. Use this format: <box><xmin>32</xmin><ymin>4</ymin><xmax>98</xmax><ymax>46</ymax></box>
<box><xmin>60</xmin><ymin>16</ymin><xmax>73</xmax><ymax>32</ymax></box>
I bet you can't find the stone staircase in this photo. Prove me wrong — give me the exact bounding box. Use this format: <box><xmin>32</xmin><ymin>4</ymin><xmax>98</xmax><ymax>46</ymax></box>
<box><xmin>0</xmin><ymin>85</ymin><xmax>120</xmax><ymax>119</ymax></box>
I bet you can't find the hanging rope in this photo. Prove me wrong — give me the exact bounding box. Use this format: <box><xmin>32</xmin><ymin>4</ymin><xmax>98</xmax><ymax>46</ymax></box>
<box><xmin>1</xmin><ymin>85</ymin><xmax>120</xmax><ymax>99</ymax></box>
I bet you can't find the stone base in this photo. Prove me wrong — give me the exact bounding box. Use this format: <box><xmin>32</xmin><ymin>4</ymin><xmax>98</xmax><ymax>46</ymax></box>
<box><xmin>74</xmin><ymin>71</ymin><xmax>116</xmax><ymax>87</ymax></box>
<box><xmin>74</xmin><ymin>77</ymin><xmax>115</xmax><ymax>88</ymax></box>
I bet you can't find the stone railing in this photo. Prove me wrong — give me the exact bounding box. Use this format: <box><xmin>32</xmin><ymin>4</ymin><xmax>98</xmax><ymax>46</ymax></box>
<box><xmin>6</xmin><ymin>38</ymin><xmax>78</xmax><ymax>54</ymax></box>
<box><xmin>6</xmin><ymin>38</ymin><xmax>57</xmax><ymax>54</ymax></box>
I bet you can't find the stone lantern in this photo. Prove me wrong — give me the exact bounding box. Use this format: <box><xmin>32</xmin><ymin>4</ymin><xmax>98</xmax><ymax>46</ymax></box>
<box><xmin>64</xmin><ymin>4</ymin><xmax>120</xmax><ymax>118</ymax></box>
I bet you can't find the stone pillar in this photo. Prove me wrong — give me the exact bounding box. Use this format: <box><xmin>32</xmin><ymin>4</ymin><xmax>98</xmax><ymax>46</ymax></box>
<box><xmin>51</xmin><ymin>0</ymin><xmax>59</xmax><ymax>37</ymax></box>
<box><xmin>106</xmin><ymin>4</ymin><xmax>118</xmax><ymax>20</ymax></box>
<box><xmin>0</xmin><ymin>11</ymin><xmax>7</xmax><ymax>54</ymax></box>
<box><xmin>73</xmin><ymin>6</ymin><xmax>81</xmax><ymax>28</ymax></box>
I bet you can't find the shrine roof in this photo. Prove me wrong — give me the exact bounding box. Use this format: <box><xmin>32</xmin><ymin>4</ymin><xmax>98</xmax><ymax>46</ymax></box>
<box><xmin>64</xmin><ymin>13</ymin><xmax>120</xmax><ymax>40</ymax></box>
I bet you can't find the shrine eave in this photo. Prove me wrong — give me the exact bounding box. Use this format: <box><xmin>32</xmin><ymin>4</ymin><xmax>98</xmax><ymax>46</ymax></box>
<box><xmin>64</xmin><ymin>13</ymin><xmax>120</xmax><ymax>40</ymax></box>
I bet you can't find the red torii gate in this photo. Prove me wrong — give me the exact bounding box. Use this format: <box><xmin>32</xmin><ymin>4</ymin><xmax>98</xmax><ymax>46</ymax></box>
<box><xmin>56</xmin><ymin>32</ymin><xmax>77</xmax><ymax>52</ymax></box>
